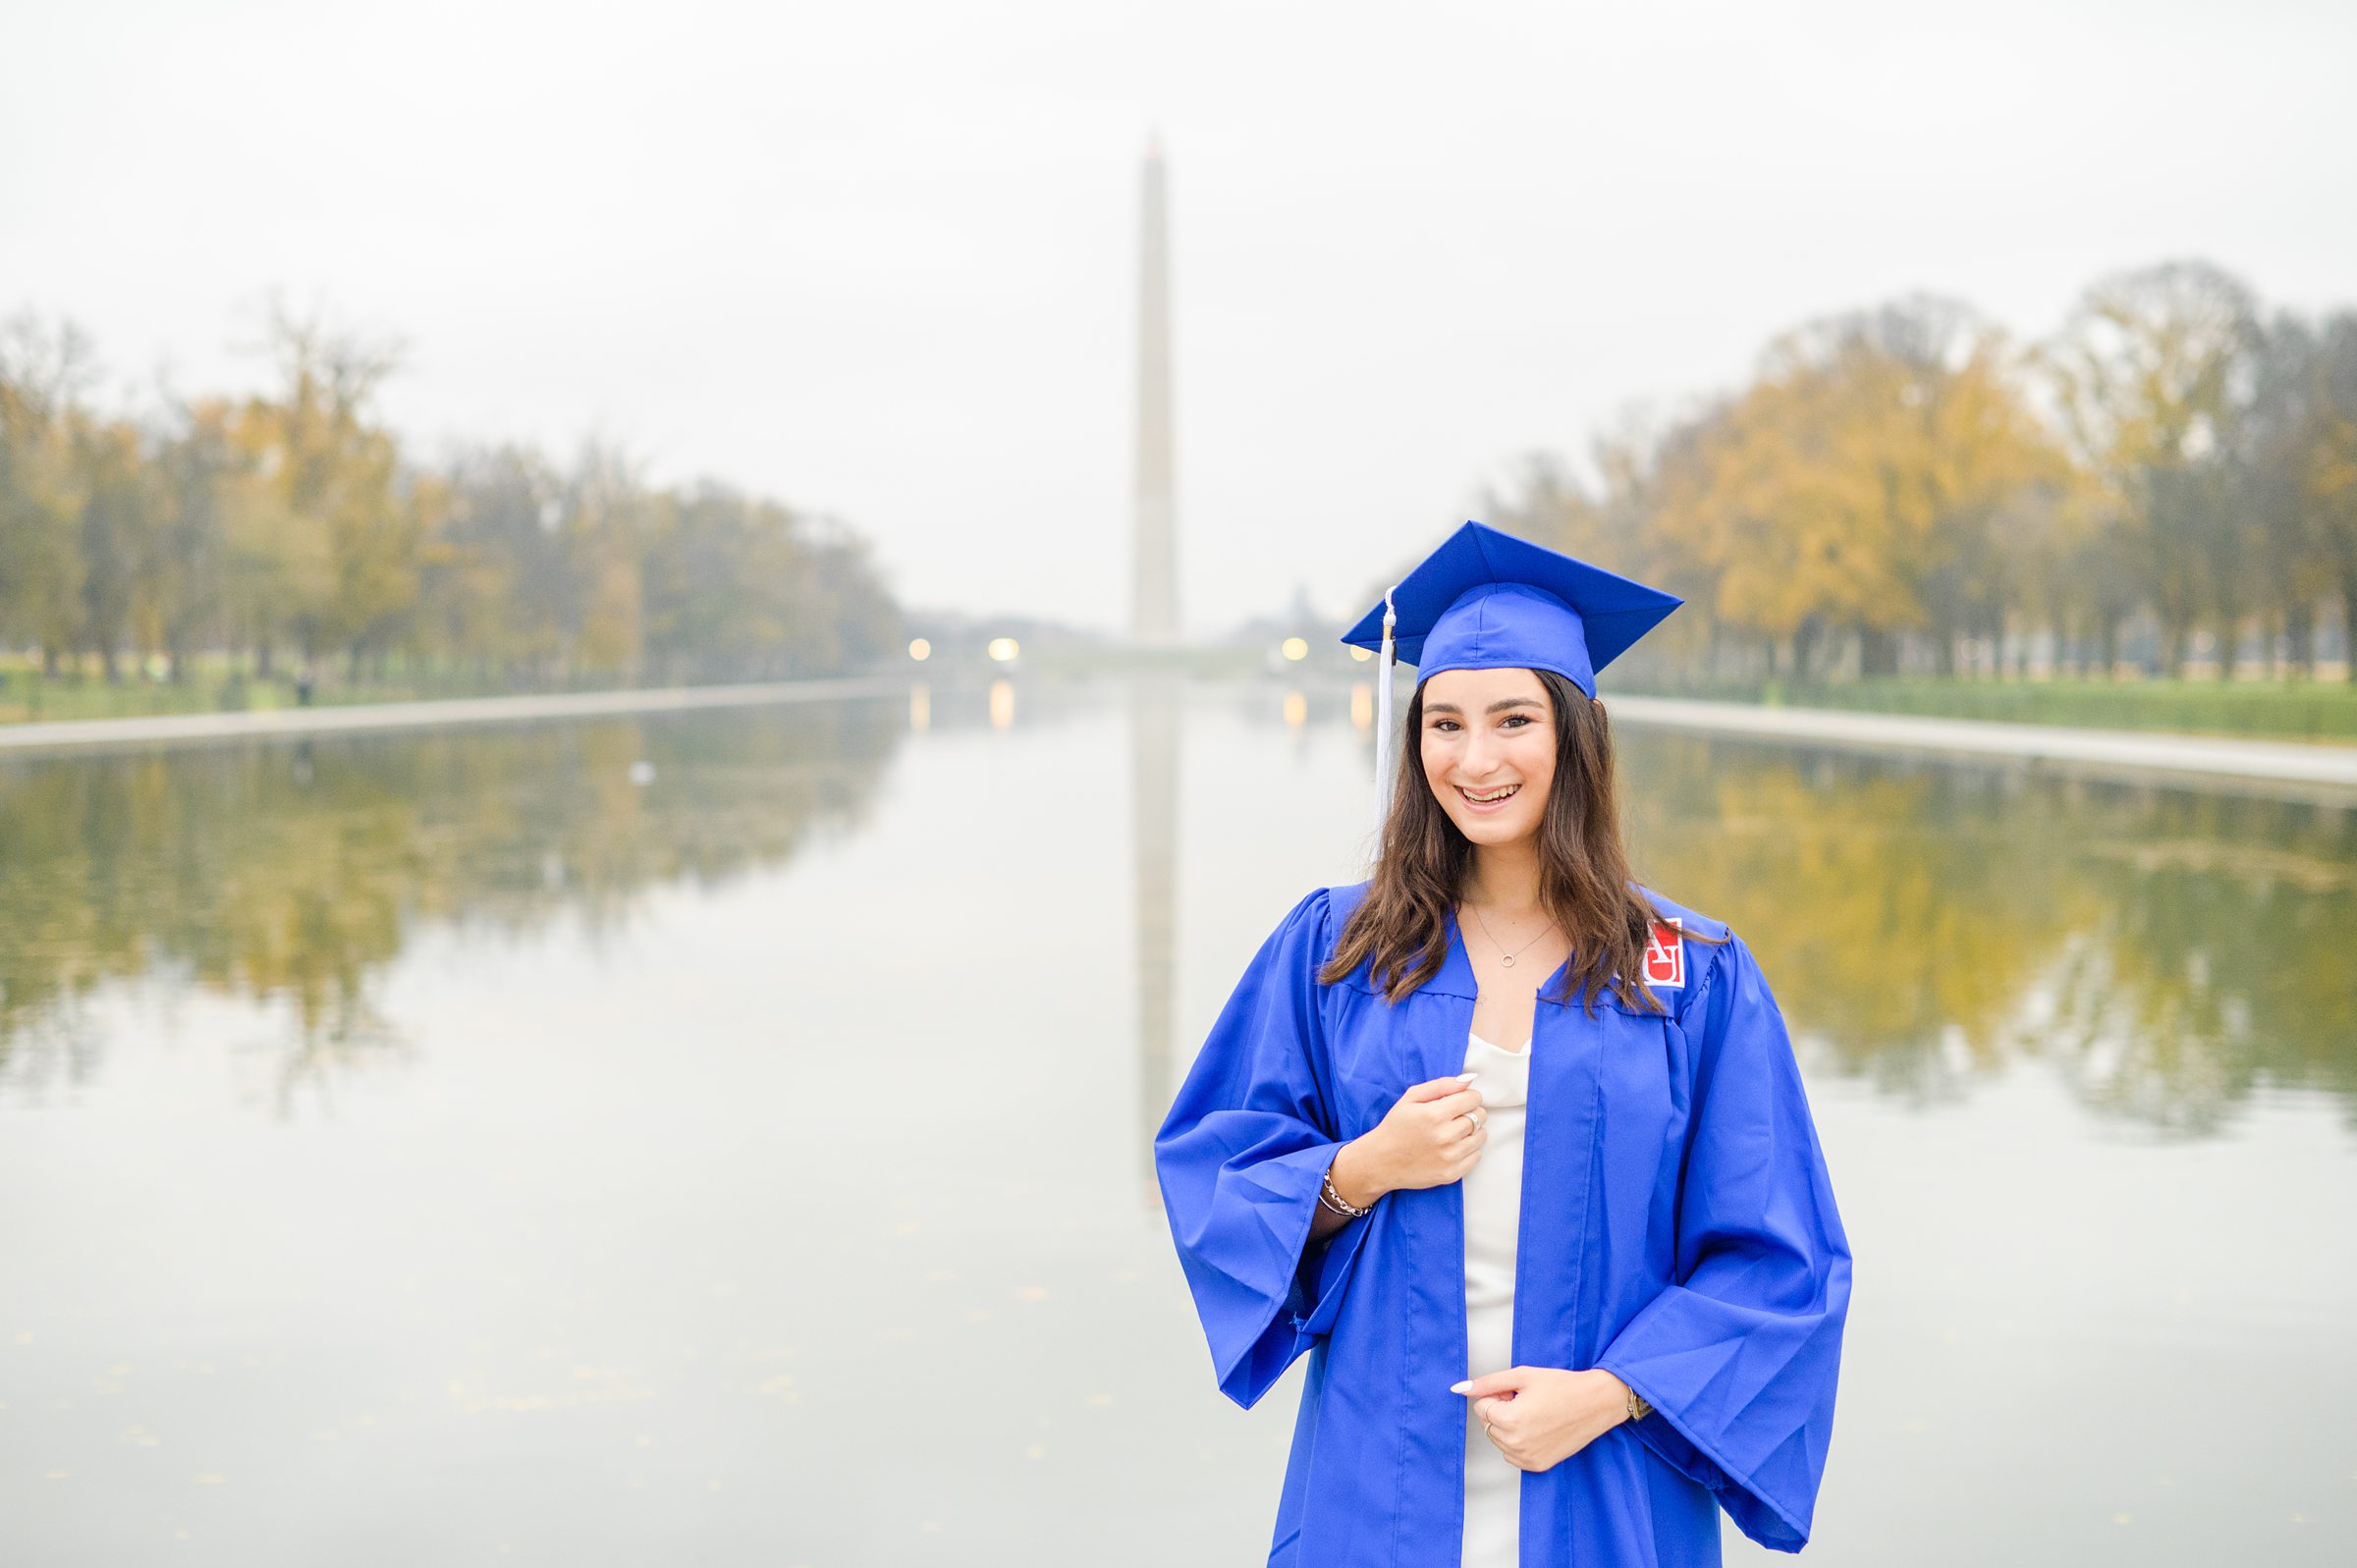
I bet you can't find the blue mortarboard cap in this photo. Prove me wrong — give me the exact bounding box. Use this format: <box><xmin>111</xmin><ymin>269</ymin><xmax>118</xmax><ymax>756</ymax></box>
<box><xmin>1341</xmin><ymin>520</ymin><xmax>1682</xmax><ymax>840</ymax></box>
<box><xmin>1341</xmin><ymin>519</ymin><xmax>1681</xmax><ymax>700</ymax></box>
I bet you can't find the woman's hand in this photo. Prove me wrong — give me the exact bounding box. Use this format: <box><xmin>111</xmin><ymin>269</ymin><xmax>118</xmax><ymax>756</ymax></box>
<box><xmin>1450</xmin><ymin>1367</ymin><xmax>1631</xmax><ymax>1472</ymax></box>
<box><xmin>1346</xmin><ymin>1073</ymin><xmax>1489</xmax><ymax>1198</ymax></box>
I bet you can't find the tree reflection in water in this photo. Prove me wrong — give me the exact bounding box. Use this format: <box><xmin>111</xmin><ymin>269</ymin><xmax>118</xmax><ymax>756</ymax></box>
<box><xmin>1618</xmin><ymin>732</ymin><xmax>2357</xmax><ymax>1136</ymax></box>
<box><xmin>0</xmin><ymin>701</ymin><xmax>904</xmax><ymax>1104</ymax></box>
<box><xmin>2</xmin><ymin>702</ymin><xmax>2350</xmax><ymax>1138</ymax></box>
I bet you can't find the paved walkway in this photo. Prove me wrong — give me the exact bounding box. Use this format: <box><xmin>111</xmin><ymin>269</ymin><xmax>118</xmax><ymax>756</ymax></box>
<box><xmin>4</xmin><ymin>677</ymin><xmax>2351</xmax><ymax>795</ymax></box>
<box><xmin>1606</xmin><ymin>694</ymin><xmax>2357</xmax><ymax>792</ymax></box>
<box><xmin>0</xmin><ymin>676</ymin><xmax>912</xmax><ymax>756</ymax></box>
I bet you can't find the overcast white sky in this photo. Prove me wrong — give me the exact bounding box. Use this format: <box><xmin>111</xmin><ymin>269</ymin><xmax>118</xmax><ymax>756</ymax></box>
<box><xmin>6</xmin><ymin>0</ymin><xmax>2353</xmax><ymax>636</ymax></box>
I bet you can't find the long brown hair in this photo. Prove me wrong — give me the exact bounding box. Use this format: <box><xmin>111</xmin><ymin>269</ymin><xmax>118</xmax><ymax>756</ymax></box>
<box><xmin>1317</xmin><ymin>668</ymin><xmax>1726</xmax><ymax>1016</ymax></box>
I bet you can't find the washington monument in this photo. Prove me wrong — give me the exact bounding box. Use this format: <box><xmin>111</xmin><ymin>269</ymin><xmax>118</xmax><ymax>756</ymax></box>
<box><xmin>1131</xmin><ymin>135</ymin><xmax>1178</xmax><ymax>646</ymax></box>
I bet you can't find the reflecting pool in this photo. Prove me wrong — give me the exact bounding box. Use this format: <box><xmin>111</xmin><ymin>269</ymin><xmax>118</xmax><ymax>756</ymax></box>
<box><xmin>2</xmin><ymin>679</ymin><xmax>2350</xmax><ymax>1565</ymax></box>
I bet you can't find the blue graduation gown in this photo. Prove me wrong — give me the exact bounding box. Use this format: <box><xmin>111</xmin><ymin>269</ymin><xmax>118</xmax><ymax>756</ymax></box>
<box><xmin>1152</xmin><ymin>880</ymin><xmax>1851</xmax><ymax>1565</ymax></box>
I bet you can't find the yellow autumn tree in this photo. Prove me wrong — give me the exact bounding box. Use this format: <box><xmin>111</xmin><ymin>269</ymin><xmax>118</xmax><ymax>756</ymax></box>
<box><xmin>1644</xmin><ymin>297</ymin><xmax>2073</xmax><ymax>676</ymax></box>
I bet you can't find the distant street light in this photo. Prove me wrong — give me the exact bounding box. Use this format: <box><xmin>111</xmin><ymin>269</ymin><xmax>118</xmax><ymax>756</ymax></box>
<box><xmin>1281</xmin><ymin>636</ymin><xmax>1309</xmax><ymax>661</ymax></box>
<box><xmin>908</xmin><ymin>637</ymin><xmax>932</xmax><ymax>661</ymax></box>
<box><xmin>1348</xmin><ymin>646</ymin><xmax>1373</xmax><ymax>663</ymax></box>
<box><xmin>988</xmin><ymin>637</ymin><xmax>1021</xmax><ymax>662</ymax></box>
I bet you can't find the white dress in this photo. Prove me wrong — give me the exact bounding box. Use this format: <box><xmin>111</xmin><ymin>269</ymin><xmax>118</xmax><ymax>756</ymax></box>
<box><xmin>1460</xmin><ymin>1026</ymin><xmax>1531</xmax><ymax>1568</ymax></box>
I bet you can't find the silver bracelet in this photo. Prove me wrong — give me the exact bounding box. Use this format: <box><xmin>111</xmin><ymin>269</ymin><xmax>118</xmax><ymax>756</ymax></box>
<box><xmin>1318</xmin><ymin>1166</ymin><xmax>1374</xmax><ymax>1217</ymax></box>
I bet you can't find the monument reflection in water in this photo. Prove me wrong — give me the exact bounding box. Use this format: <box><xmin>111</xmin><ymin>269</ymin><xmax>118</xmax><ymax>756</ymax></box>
<box><xmin>0</xmin><ymin>679</ymin><xmax>2349</xmax><ymax>1567</ymax></box>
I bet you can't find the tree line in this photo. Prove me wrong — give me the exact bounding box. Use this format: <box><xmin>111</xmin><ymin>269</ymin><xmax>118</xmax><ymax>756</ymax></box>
<box><xmin>0</xmin><ymin>306</ymin><xmax>901</xmax><ymax>689</ymax></box>
<box><xmin>1486</xmin><ymin>259</ymin><xmax>2357</xmax><ymax>682</ymax></box>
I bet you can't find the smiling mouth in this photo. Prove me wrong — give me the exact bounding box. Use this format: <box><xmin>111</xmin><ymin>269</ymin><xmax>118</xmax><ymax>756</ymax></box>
<box><xmin>1459</xmin><ymin>784</ymin><xmax>1519</xmax><ymax>804</ymax></box>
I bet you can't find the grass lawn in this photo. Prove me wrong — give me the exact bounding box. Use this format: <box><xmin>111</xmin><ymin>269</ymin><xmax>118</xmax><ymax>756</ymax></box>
<box><xmin>0</xmin><ymin>655</ymin><xmax>549</xmax><ymax>726</ymax></box>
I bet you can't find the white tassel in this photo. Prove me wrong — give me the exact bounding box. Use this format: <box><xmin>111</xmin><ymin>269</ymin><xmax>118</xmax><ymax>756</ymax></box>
<box><xmin>1372</xmin><ymin>587</ymin><xmax>1398</xmax><ymax>849</ymax></box>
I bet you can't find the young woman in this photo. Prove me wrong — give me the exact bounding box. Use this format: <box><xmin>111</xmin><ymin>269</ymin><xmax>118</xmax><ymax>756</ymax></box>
<box><xmin>1154</xmin><ymin>522</ymin><xmax>1852</xmax><ymax>1567</ymax></box>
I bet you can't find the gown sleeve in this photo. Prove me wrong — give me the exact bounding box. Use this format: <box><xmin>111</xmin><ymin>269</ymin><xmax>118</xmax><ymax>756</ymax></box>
<box><xmin>1592</xmin><ymin>931</ymin><xmax>1853</xmax><ymax>1553</ymax></box>
<box><xmin>1152</xmin><ymin>886</ymin><xmax>1377</xmax><ymax>1410</ymax></box>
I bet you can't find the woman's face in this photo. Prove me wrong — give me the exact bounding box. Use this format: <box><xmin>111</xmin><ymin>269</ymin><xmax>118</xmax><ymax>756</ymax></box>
<box><xmin>1418</xmin><ymin>666</ymin><xmax>1557</xmax><ymax>846</ymax></box>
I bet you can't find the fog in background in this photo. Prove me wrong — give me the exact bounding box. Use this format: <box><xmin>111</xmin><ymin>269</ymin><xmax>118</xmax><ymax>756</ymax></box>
<box><xmin>6</xmin><ymin>0</ymin><xmax>2353</xmax><ymax>635</ymax></box>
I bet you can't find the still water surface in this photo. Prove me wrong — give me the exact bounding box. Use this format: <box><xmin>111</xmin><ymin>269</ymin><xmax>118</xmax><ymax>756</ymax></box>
<box><xmin>2</xmin><ymin>679</ymin><xmax>2352</xmax><ymax>1565</ymax></box>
